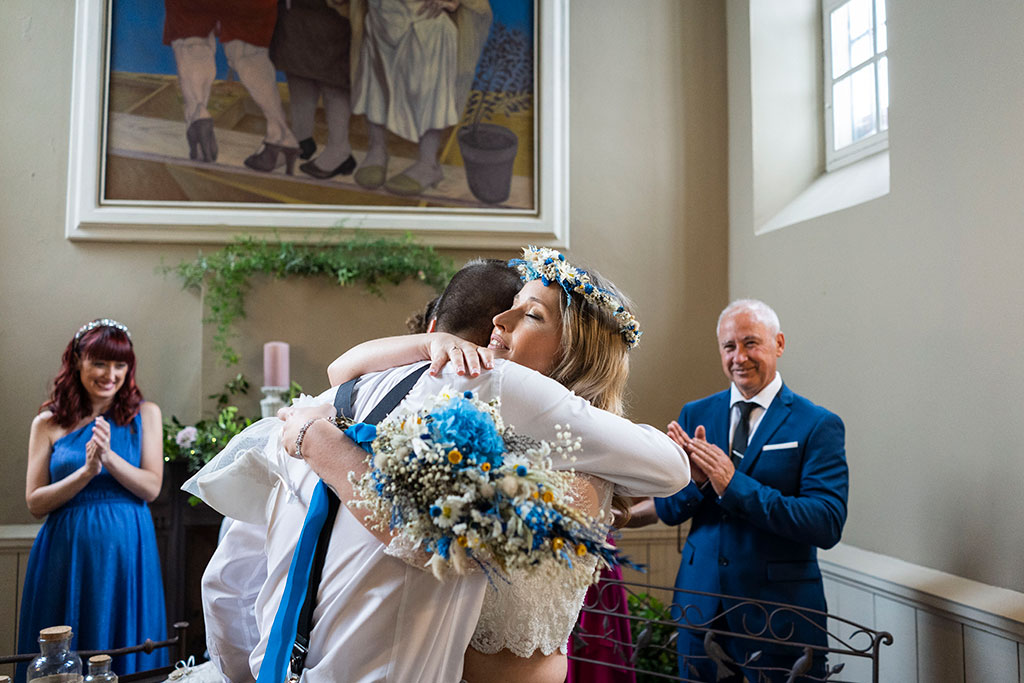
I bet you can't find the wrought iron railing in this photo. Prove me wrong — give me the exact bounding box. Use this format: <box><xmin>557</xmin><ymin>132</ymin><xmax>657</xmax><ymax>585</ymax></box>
<box><xmin>569</xmin><ymin>580</ymin><xmax>892</xmax><ymax>682</ymax></box>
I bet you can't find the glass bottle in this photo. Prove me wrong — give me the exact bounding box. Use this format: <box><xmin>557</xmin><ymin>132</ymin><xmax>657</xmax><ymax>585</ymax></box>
<box><xmin>27</xmin><ymin>625</ymin><xmax>82</xmax><ymax>682</ymax></box>
<box><xmin>83</xmin><ymin>655</ymin><xmax>117</xmax><ymax>683</ymax></box>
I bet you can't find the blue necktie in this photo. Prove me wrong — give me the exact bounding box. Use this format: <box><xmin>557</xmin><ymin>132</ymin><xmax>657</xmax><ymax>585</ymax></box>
<box><xmin>257</xmin><ymin>479</ymin><xmax>331</xmax><ymax>683</ymax></box>
<box><xmin>257</xmin><ymin>422</ymin><xmax>378</xmax><ymax>683</ymax></box>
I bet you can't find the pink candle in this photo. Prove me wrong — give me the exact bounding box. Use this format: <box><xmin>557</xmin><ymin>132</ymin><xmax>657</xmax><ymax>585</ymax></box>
<box><xmin>263</xmin><ymin>341</ymin><xmax>290</xmax><ymax>388</ymax></box>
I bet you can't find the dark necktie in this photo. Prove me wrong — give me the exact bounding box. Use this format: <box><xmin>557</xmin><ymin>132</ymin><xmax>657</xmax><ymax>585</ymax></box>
<box><xmin>731</xmin><ymin>401</ymin><xmax>756</xmax><ymax>467</ymax></box>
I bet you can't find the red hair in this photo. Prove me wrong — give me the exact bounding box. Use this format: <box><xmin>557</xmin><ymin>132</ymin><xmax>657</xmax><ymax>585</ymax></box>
<box><xmin>43</xmin><ymin>323</ymin><xmax>144</xmax><ymax>428</ymax></box>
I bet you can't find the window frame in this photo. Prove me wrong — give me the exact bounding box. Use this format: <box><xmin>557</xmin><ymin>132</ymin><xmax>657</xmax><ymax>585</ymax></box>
<box><xmin>823</xmin><ymin>0</ymin><xmax>889</xmax><ymax>171</ymax></box>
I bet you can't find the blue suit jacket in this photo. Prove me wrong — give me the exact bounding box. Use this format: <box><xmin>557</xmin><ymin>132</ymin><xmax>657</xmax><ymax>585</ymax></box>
<box><xmin>654</xmin><ymin>384</ymin><xmax>848</xmax><ymax>656</ymax></box>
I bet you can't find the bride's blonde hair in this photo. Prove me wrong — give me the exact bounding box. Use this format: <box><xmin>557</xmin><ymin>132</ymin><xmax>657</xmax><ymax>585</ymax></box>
<box><xmin>548</xmin><ymin>267</ymin><xmax>632</xmax><ymax>417</ymax></box>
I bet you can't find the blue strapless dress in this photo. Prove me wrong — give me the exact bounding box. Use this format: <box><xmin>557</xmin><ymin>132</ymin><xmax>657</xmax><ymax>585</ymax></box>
<box><xmin>17</xmin><ymin>413</ymin><xmax>168</xmax><ymax>678</ymax></box>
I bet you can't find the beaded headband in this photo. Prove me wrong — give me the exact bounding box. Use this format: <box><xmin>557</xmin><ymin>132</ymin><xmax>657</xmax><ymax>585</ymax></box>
<box><xmin>508</xmin><ymin>246</ymin><xmax>642</xmax><ymax>348</ymax></box>
<box><xmin>74</xmin><ymin>318</ymin><xmax>132</xmax><ymax>343</ymax></box>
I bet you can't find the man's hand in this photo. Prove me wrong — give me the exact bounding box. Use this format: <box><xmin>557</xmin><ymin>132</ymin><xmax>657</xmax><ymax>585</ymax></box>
<box><xmin>681</xmin><ymin>424</ymin><xmax>735</xmax><ymax>496</ymax></box>
<box><xmin>667</xmin><ymin>421</ymin><xmax>708</xmax><ymax>485</ymax></box>
<box><xmin>280</xmin><ymin>405</ymin><xmax>336</xmax><ymax>458</ymax></box>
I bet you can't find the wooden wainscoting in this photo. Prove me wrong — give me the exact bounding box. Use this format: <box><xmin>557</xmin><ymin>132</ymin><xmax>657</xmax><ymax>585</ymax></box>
<box><xmin>0</xmin><ymin>524</ymin><xmax>42</xmax><ymax>679</ymax></box>
<box><xmin>821</xmin><ymin>543</ymin><xmax>1024</xmax><ymax>683</ymax></box>
<box><xmin>615</xmin><ymin>521</ymin><xmax>689</xmax><ymax>607</ymax></box>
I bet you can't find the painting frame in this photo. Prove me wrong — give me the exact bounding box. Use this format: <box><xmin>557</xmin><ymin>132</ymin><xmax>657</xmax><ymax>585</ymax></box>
<box><xmin>65</xmin><ymin>0</ymin><xmax>569</xmax><ymax>248</ymax></box>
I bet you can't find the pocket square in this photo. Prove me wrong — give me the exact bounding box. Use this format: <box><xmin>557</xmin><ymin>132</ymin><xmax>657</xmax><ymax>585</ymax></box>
<box><xmin>762</xmin><ymin>441</ymin><xmax>798</xmax><ymax>451</ymax></box>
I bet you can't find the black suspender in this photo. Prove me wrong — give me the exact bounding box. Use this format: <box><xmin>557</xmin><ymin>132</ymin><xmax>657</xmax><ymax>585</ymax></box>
<box><xmin>289</xmin><ymin>364</ymin><xmax>429</xmax><ymax>679</ymax></box>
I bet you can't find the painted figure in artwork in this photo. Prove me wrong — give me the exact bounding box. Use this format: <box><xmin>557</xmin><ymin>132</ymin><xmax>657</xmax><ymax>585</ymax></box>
<box><xmin>163</xmin><ymin>0</ymin><xmax>300</xmax><ymax>174</ymax></box>
<box><xmin>270</xmin><ymin>0</ymin><xmax>357</xmax><ymax>180</ymax></box>
<box><xmin>349</xmin><ymin>0</ymin><xmax>492</xmax><ymax>196</ymax></box>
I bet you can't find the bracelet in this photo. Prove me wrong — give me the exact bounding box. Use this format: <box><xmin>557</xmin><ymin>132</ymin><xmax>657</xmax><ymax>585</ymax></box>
<box><xmin>295</xmin><ymin>418</ymin><xmax>325</xmax><ymax>460</ymax></box>
<box><xmin>294</xmin><ymin>415</ymin><xmax>354</xmax><ymax>459</ymax></box>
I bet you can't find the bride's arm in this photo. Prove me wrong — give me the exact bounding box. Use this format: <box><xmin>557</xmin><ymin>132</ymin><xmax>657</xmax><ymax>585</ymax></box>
<box><xmin>327</xmin><ymin>333</ymin><xmax>494</xmax><ymax>386</ymax></box>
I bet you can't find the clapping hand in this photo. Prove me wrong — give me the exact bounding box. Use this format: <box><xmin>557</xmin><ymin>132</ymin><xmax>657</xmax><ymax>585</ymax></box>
<box><xmin>667</xmin><ymin>422</ymin><xmax>735</xmax><ymax>495</ymax></box>
<box><xmin>88</xmin><ymin>416</ymin><xmax>112</xmax><ymax>465</ymax></box>
<box><xmin>83</xmin><ymin>439</ymin><xmax>103</xmax><ymax>477</ymax></box>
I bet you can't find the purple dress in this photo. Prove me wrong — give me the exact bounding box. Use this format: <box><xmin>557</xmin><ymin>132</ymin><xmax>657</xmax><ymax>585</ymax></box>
<box><xmin>567</xmin><ymin>557</ymin><xmax>638</xmax><ymax>682</ymax></box>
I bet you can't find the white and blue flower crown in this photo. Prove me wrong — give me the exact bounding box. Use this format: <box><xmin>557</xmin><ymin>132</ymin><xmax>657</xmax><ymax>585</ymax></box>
<box><xmin>508</xmin><ymin>246</ymin><xmax>642</xmax><ymax>349</ymax></box>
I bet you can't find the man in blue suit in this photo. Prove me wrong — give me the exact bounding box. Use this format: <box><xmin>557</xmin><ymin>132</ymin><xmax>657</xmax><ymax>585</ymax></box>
<box><xmin>655</xmin><ymin>299</ymin><xmax>848</xmax><ymax>682</ymax></box>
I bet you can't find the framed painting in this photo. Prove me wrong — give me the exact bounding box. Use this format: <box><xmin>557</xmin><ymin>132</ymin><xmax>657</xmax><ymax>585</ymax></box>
<box><xmin>65</xmin><ymin>0</ymin><xmax>569</xmax><ymax>248</ymax></box>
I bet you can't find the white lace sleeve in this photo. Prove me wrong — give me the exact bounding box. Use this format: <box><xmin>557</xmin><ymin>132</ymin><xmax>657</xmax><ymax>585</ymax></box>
<box><xmin>469</xmin><ymin>475</ymin><xmax>613</xmax><ymax>657</ymax></box>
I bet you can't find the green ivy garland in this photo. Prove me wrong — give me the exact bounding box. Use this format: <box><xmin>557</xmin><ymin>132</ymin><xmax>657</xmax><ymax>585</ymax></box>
<box><xmin>171</xmin><ymin>232</ymin><xmax>454</xmax><ymax>366</ymax></box>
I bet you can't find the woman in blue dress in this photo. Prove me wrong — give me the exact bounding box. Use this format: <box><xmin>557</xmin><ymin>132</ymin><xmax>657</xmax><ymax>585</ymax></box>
<box><xmin>18</xmin><ymin>319</ymin><xmax>167</xmax><ymax>678</ymax></box>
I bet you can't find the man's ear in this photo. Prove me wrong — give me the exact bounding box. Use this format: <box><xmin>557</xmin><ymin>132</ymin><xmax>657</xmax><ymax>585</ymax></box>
<box><xmin>427</xmin><ymin>318</ymin><xmax>437</xmax><ymax>333</ymax></box>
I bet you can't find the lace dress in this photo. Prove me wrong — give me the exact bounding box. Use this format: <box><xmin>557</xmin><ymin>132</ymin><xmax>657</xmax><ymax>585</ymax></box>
<box><xmin>470</xmin><ymin>474</ymin><xmax>613</xmax><ymax>657</ymax></box>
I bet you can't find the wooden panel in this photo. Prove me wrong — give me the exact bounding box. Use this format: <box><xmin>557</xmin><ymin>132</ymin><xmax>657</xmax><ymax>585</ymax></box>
<box><xmin>16</xmin><ymin>550</ymin><xmax>31</xmax><ymax>638</ymax></box>
<box><xmin>823</xmin><ymin>576</ymin><xmax>844</xmax><ymax>675</ymax></box>
<box><xmin>832</xmin><ymin>581</ymin><xmax>875</xmax><ymax>682</ymax></box>
<box><xmin>875</xmin><ymin>594</ymin><xmax>918</xmax><ymax>683</ymax></box>
<box><xmin>917</xmin><ymin>610</ymin><xmax>964</xmax><ymax>683</ymax></box>
<box><xmin>0</xmin><ymin>553</ymin><xmax>18</xmax><ymax>680</ymax></box>
<box><xmin>963</xmin><ymin>626</ymin><xmax>1018</xmax><ymax>683</ymax></box>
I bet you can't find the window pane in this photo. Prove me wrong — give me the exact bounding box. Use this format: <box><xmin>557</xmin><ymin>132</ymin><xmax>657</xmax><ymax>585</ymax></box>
<box><xmin>851</xmin><ymin>32</ymin><xmax>873</xmax><ymax>67</ymax></box>
<box><xmin>878</xmin><ymin>56</ymin><xmax>889</xmax><ymax>131</ymax></box>
<box><xmin>833</xmin><ymin>76</ymin><xmax>853</xmax><ymax>150</ymax></box>
<box><xmin>848</xmin><ymin>0</ymin><xmax>873</xmax><ymax>67</ymax></box>
<box><xmin>851</xmin><ymin>63</ymin><xmax>878</xmax><ymax>142</ymax></box>
<box><xmin>876</xmin><ymin>0</ymin><xmax>887</xmax><ymax>52</ymax></box>
<box><xmin>831</xmin><ymin>4</ymin><xmax>851</xmax><ymax>78</ymax></box>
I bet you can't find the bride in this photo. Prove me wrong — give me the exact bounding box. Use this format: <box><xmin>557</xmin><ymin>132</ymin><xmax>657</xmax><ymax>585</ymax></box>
<box><xmin>328</xmin><ymin>246</ymin><xmax>654</xmax><ymax>683</ymax></box>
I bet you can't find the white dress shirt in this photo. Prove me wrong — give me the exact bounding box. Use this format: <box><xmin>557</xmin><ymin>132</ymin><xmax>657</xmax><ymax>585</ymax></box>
<box><xmin>728</xmin><ymin>371</ymin><xmax>783</xmax><ymax>454</ymax></box>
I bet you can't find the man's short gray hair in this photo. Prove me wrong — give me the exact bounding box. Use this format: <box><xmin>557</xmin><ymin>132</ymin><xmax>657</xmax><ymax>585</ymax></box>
<box><xmin>717</xmin><ymin>299</ymin><xmax>782</xmax><ymax>337</ymax></box>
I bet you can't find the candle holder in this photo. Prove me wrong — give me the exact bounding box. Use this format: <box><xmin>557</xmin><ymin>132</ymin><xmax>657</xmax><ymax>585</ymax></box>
<box><xmin>260</xmin><ymin>386</ymin><xmax>288</xmax><ymax>419</ymax></box>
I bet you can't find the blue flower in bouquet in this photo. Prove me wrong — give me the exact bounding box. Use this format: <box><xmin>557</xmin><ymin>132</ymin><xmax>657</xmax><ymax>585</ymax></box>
<box><xmin>427</xmin><ymin>396</ymin><xmax>506</xmax><ymax>467</ymax></box>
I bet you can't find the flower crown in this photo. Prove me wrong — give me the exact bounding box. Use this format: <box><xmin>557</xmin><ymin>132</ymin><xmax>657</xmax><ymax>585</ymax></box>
<box><xmin>74</xmin><ymin>318</ymin><xmax>132</xmax><ymax>342</ymax></box>
<box><xmin>508</xmin><ymin>246</ymin><xmax>642</xmax><ymax>348</ymax></box>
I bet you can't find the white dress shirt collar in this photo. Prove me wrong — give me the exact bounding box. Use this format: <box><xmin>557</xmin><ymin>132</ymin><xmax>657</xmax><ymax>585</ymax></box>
<box><xmin>730</xmin><ymin>372</ymin><xmax>783</xmax><ymax>411</ymax></box>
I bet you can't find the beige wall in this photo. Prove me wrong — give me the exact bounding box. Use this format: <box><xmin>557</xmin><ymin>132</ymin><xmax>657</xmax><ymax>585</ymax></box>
<box><xmin>0</xmin><ymin>1</ymin><xmax>728</xmax><ymax>526</ymax></box>
<box><xmin>727</xmin><ymin>0</ymin><xmax>1024</xmax><ymax>592</ymax></box>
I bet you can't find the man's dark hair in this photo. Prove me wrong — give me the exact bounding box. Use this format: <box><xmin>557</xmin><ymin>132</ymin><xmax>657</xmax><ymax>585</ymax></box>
<box><xmin>420</xmin><ymin>258</ymin><xmax>522</xmax><ymax>346</ymax></box>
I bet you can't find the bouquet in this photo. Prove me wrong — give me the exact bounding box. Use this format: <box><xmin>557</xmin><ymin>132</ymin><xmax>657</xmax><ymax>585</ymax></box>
<box><xmin>349</xmin><ymin>389</ymin><xmax>632</xmax><ymax>581</ymax></box>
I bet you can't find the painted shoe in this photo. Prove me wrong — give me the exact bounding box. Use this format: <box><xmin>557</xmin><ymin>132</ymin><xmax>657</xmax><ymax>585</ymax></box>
<box><xmin>244</xmin><ymin>142</ymin><xmax>299</xmax><ymax>175</ymax></box>
<box><xmin>186</xmin><ymin>118</ymin><xmax>217</xmax><ymax>162</ymax></box>
<box><xmin>298</xmin><ymin>137</ymin><xmax>317</xmax><ymax>160</ymax></box>
<box><xmin>299</xmin><ymin>155</ymin><xmax>356</xmax><ymax>179</ymax></box>
<box><xmin>384</xmin><ymin>172</ymin><xmax>440</xmax><ymax>197</ymax></box>
<box><xmin>354</xmin><ymin>164</ymin><xmax>387</xmax><ymax>189</ymax></box>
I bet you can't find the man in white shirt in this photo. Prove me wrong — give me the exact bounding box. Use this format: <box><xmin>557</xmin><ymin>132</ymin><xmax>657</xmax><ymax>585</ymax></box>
<box><xmin>266</xmin><ymin>359</ymin><xmax>689</xmax><ymax>683</ymax></box>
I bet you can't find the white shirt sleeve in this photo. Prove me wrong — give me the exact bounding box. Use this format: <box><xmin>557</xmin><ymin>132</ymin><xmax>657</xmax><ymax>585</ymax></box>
<box><xmin>421</xmin><ymin>362</ymin><xmax>690</xmax><ymax>497</ymax></box>
<box><xmin>202</xmin><ymin>518</ymin><xmax>267</xmax><ymax>683</ymax></box>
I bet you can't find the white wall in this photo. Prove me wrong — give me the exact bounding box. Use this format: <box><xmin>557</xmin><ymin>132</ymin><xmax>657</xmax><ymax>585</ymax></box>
<box><xmin>727</xmin><ymin>0</ymin><xmax>1024</xmax><ymax>592</ymax></box>
<box><xmin>0</xmin><ymin>1</ymin><xmax>729</xmax><ymax>525</ymax></box>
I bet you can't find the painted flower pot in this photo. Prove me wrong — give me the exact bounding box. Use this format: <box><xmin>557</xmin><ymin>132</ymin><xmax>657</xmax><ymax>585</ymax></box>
<box><xmin>457</xmin><ymin>123</ymin><xmax>519</xmax><ymax>205</ymax></box>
